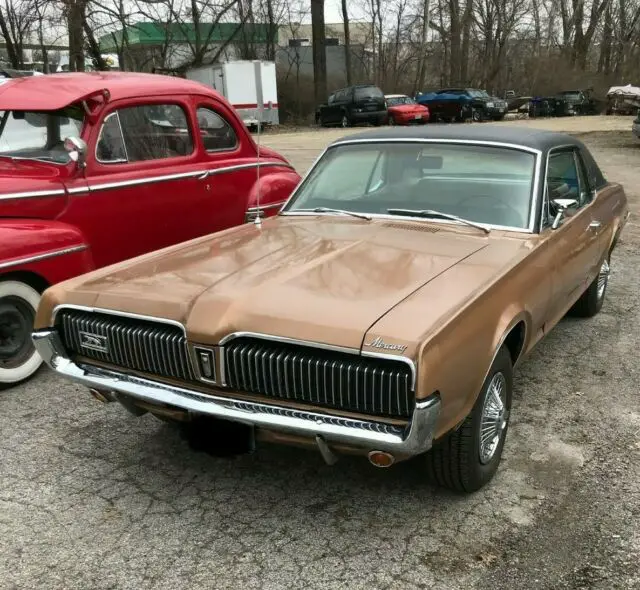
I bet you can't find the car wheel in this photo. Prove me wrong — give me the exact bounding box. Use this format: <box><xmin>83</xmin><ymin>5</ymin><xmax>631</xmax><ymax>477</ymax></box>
<box><xmin>341</xmin><ymin>114</ymin><xmax>350</xmax><ymax>128</ymax></box>
<box><xmin>0</xmin><ymin>280</ymin><xmax>43</xmax><ymax>389</ymax></box>
<box><xmin>388</xmin><ymin>116</ymin><xmax>396</xmax><ymax>126</ymax></box>
<box><xmin>425</xmin><ymin>345</ymin><xmax>512</xmax><ymax>492</ymax></box>
<box><xmin>472</xmin><ymin>109</ymin><xmax>482</xmax><ymax>122</ymax></box>
<box><xmin>570</xmin><ymin>255</ymin><xmax>610</xmax><ymax>317</ymax></box>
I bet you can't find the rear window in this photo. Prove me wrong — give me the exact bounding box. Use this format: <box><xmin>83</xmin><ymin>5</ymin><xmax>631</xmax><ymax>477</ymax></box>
<box><xmin>354</xmin><ymin>86</ymin><xmax>384</xmax><ymax>101</ymax></box>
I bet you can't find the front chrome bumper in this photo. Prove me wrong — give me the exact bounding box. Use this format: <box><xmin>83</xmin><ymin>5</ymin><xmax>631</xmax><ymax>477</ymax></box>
<box><xmin>33</xmin><ymin>329</ymin><xmax>441</xmax><ymax>456</ymax></box>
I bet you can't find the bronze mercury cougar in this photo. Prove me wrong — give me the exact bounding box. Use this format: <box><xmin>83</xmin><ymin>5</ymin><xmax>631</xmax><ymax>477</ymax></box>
<box><xmin>32</xmin><ymin>126</ymin><xmax>629</xmax><ymax>492</ymax></box>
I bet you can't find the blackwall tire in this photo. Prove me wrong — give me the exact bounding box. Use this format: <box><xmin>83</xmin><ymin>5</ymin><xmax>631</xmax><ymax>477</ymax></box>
<box><xmin>425</xmin><ymin>346</ymin><xmax>513</xmax><ymax>492</ymax></box>
<box><xmin>0</xmin><ymin>280</ymin><xmax>43</xmax><ymax>389</ymax></box>
<box><xmin>570</xmin><ymin>256</ymin><xmax>610</xmax><ymax>318</ymax></box>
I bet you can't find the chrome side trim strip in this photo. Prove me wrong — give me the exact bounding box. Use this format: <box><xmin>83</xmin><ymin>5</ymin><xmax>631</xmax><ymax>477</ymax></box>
<box><xmin>51</xmin><ymin>304</ymin><xmax>187</xmax><ymax>334</ymax></box>
<box><xmin>0</xmin><ymin>188</ymin><xmax>66</xmax><ymax>202</ymax></box>
<box><xmin>32</xmin><ymin>328</ymin><xmax>441</xmax><ymax>456</ymax></box>
<box><xmin>66</xmin><ymin>161</ymin><xmax>295</xmax><ymax>195</ymax></box>
<box><xmin>0</xmin><ymin>245</ymin><xmax>88</xmax><ymax>271</ymax></box>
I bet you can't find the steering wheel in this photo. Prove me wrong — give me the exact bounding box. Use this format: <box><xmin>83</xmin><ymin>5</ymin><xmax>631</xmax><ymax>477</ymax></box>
<box><xmin>456</xmin><ymin>194</ymin><xmax>524</xmax><ymax>227</ymax></box>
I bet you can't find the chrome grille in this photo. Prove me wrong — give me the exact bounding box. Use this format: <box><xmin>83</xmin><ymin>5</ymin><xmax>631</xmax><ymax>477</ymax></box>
<box><xmin>56</xmin><ymin>309</ymin><xmax>196</xmax><ymax>382</ymax></box>
<box><xmin>224</xmin><ymin>338</ymin><xmax>414</xmax><ymax>419</ymax></box>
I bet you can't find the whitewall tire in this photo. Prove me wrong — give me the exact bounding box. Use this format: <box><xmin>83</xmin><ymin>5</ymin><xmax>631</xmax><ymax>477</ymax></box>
<box><xmin>0</xmin><ymin>280</ymin><xmax>43</xmax><ymax>388</ymax></box>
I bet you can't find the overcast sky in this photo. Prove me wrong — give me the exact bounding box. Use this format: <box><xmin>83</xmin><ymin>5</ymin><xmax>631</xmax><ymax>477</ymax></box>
<box><xmin>319</xmin><ymin>0</ymin><xmax>366</xmax><ymax>24</ymax></box>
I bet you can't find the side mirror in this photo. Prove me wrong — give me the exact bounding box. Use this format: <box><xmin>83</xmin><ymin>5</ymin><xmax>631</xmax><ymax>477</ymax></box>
<box><xmin>64</xmin><ymin>136</ymin><xmax>87</xmax><ymax>167</ymax></box>
<box><xmin>551</xmin><ymin>198</ymin><xmax>578</xmax><ymax>229</ymax></box>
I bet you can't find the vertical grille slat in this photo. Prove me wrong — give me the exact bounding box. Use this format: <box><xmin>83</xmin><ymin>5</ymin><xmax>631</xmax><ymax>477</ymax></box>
<box><xmin>56</xmin><ymin>310</ymin><xmax>195</xmax><ymax>383</ymax></box>
<box><xmin>223</xmin><ymin>337</ymin><xmax>414</xmax><ymax>419</ymax></box>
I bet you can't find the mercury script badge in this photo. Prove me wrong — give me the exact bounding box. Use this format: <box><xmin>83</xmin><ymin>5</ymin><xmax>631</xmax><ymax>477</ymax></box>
<box><xmin>364</xmin><ymin>336</ymin><xmax>407</xmax><ymax>353</ymax></box>
<box><xmin>79</xmin><ymin>331</ymin><xmax>109</xmax><ymax>353</ymax></box>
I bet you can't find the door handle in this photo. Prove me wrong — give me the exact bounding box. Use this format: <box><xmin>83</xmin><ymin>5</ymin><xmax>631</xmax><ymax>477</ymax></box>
<box><xmin>197</xmin><ymin>170</ymin><xmax>211</xmax><ymax>180</ymax></box>
<box><xmin>588</xmin><ymin>220</ymin><xmax>601</xmax><ymax>231</ymax></box>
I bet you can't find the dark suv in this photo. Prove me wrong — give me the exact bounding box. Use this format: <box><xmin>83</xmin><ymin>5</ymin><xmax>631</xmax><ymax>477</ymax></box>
<box><xmin>316</xmin><ymin>84</ymin><xmax>387</xmax><ymax>127</ymax></box>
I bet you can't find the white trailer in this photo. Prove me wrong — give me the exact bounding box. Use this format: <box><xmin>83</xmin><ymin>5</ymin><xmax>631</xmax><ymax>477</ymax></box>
<box><xmin>186</xmin><ymin>61</ymin><xmax>279</xmax><ymax>128</ymax></box>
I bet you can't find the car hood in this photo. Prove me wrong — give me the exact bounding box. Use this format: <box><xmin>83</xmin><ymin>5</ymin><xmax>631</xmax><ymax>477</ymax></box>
<box><xmin>40</xmin><ymin>216</ymin><xmax>530</xmax><ymax>350</ymax></box>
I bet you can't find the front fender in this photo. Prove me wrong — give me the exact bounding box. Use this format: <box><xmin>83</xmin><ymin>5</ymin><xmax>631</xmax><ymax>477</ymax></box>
<box><xmin>245</xmin><ymin>164</ymin><xmax>301</xmax><ymax>220</ymax></box>
<box><xmin>0</xmin><ymin>219</ymin><xmax>94</xmax><ymax>285</ymax></box>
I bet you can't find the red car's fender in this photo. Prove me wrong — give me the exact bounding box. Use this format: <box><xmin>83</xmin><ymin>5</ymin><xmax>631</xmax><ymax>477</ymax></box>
<box><xmin>245</xmin><ymin>154</ymin><xmax>301</xmax><ymax>219</ymax></box>
<box><xmin>0</xmin><ymin>219</ymin><xmax>95</xmax><ymax>288</ymax></box>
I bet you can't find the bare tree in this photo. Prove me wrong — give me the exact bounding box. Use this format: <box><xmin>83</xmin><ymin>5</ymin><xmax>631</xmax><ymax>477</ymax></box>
<box><xmin>310</xmin><ymin>0</ymin><xmax>327</xmax><ymax>103</ymax></box>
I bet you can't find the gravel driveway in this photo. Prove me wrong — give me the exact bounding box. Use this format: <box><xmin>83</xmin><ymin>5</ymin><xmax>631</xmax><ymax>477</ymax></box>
<box><xmin>1</xmin><ymin>116</ymin><xmax>639</xmax><ymax>590</ymax></box>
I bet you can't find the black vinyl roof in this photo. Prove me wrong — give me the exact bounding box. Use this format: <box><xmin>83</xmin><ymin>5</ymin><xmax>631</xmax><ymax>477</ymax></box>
<box><xmin>330</xmin><ymin>124</ymin><xmax>583</xmax><ymax>153</ymax></box>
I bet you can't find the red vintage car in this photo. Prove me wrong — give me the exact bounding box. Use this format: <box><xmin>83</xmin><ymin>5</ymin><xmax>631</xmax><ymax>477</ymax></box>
<box><xmin>0</xmin><ymin>72</ymin><xmax>301</xmax><ymax>388</ymax></box>
<box><xmin>385</xmin><ymin>94</ymin><xmax>430</xmax><ymax>125</ymax></box>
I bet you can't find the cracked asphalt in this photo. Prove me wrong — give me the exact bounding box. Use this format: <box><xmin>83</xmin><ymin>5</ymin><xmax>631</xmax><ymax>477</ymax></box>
<box><xmin>1</xmin><ymin>117</ymin><xmax>639</xmax><ymax>589</ymax></box>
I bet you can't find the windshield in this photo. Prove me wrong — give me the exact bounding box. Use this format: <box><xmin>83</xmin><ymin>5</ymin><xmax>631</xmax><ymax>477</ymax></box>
<box><xmin>283</xmin><ymin>142</ymin><xmax>537</xmax><ymax>230</ymax></box>
<box><xmin>354</xmin><ymin>86</ymin><xmax>384</xmax><ymax>101</ymax></box>
<box><xmin>559</xmin><ymin>91</ymin><xmax>581</xmax><ymax>100</ymax></box>
<box><xmin>387</xmin><ymin>96</ymin><xmax>415</xmax><ymax>106</ymax></box>
<box><xmin>0</xmin><ymin>106</ymin><xmax>84</xmax><ymax>163</ymax></box>
<box><xmin>468</xmin><ymin>89</ymin><xmax>489</xmax><ymax>98</ymax></box>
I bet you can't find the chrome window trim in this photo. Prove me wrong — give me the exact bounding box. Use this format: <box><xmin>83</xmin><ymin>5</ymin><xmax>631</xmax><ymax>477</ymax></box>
<box><xmin>278</xmin><ymin>138</ymin><xmax>543</xmax><ymax>234</ymax></box>
<box><xmin>94</xmin><ymin>103</ymin><xmax>195</xmax><ymax>165</ymax></box>
<box><xmin>65</xmin><ymin>161</ymin><xmax>294</xmax><ymax>195</ymax></box>
<box><xmin>51</xmin><ymin>304</ymin><xmax>188</xmax><ymax>335</ymax></box>
<box><xmin>196</xmin><ymin>106</ymin><xmax>239</xmax><ymax>153</ymax></box>
<box><xmin>0</xmin><ymin>188</ymin><xmax>66</xmax><ymax>202</ymax></box>
<box><xmin>95</xmin><ymin>111</ymin><xmax>128</xmax><ymax>165</ymax></box>
<box><xmin>218</xmin><ymin>331</ymin><xmax>417</xmax><ymax>391</ymax></box>
<box><xmin>0</xmin><ymin>244</ymin><xmax>87</xmax><ymax>271</ymax></box>
<box><xmin>541</xmin><ymin>144</ymin><xmax>588</xmax><ymax>230</ymax></box>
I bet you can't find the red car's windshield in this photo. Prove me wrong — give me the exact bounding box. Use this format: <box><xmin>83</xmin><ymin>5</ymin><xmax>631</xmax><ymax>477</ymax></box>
<box><xmin>0</xmin><ymin>105</ymin><xmax>84</xmax><ymax>164</ymax></box>
<box><xmin>387</xmin><ymin>96</ymin><xmax>416</xmax><ymax>106</ymax></box>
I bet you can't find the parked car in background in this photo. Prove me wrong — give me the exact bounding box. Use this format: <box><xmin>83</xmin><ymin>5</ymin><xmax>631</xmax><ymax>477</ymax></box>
<box><xmin>416</xmin><ymin>88</ymin><xmax>508</xmax><ymax>122</ymax></box>
<box><xmin>0</xmin><ymin>72</ymin><xmax>300</xmax><ymax>388</ymax></box>
<box><xmin>33</xmin><ymin>125</ymin><xmax>628</xmax><ymax>492</ymax></box>
<box><xmin>554</xmin><ymin>89</ymin><xmax>600</xmax><ymax>116</ymax></box>
<box><xmin>385</xmin><ymin>94</ymin><xmax>430</xmax><ymax>125</ymax></box>
<box><xmin>315</xmin><ymin>84</ymin><xmax>387</xmax><ymax>128</ymax></box>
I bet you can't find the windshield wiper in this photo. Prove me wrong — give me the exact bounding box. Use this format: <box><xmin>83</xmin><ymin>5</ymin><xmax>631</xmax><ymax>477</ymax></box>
<box><xmin>301</xmin><ymin>207</ymin><xmax>372</xmax><ymax>221</ymax></box>
<box><xmin>387</xmin><ymin>208</ymin><xmax>490</xmax><ymax>234</ymax></box>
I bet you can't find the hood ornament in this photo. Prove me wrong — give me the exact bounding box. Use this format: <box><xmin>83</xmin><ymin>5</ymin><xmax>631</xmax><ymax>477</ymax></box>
<box><xmin>364</xmin><ymin>336</ymin><xmax>408</xmax><ymax>353</ymax></box>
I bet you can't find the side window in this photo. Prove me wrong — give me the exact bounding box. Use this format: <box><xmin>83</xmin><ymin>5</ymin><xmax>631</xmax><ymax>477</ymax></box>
<box><xmin>96</xmin><ymin>112</ymin><xmax>127</xmax><ymax>163</ymax></box>
<box><xmin>196</xmin><ymin>107</ymin><xmax>237</xmax><ymax>152</ymax></box>
<box><xmin>96</xmin><ymin>104</ymin><xmax>193</xmax><ymax>164</ymax></box>
<box><xmin>544</xmin><ymin>150</ymin><xmax>587</xmax><ymax>227</ymax></box>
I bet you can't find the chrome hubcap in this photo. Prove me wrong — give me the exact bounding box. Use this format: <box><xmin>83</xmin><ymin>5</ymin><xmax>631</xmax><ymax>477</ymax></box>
<box><xmin>597</xmin><ymin>259</ymin><xmax>610</xmax><ymax>300</ymax></box>
<box><xmin>479</xmin><ymin>372</ymin><xmax>508</xmax><ymax>464</ymax></box>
